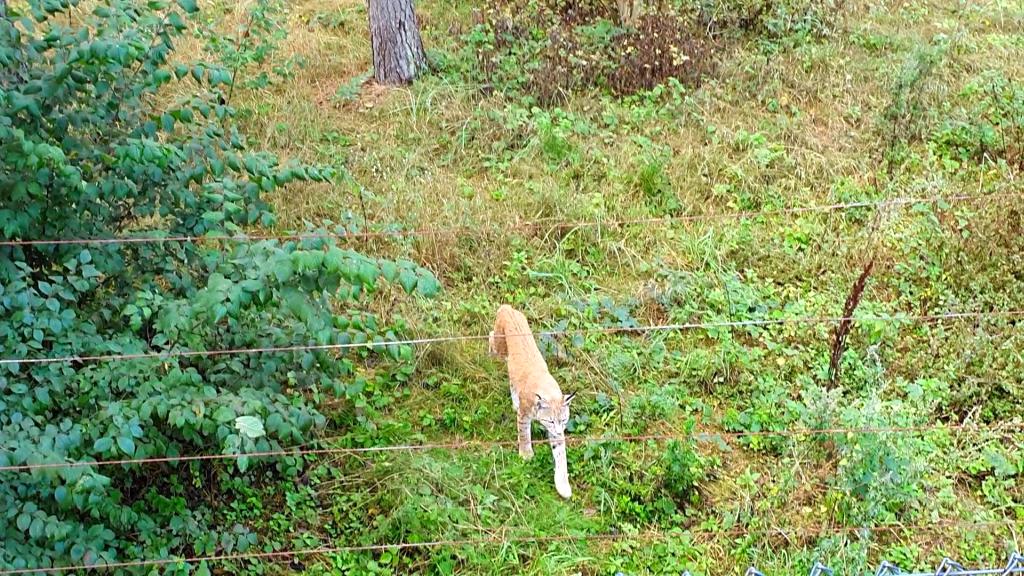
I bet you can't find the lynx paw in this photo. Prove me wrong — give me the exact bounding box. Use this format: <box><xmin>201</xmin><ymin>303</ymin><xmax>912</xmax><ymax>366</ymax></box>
<box><xmin>519</xmin><ymin>446</ymin><xmax>534</xmax><ymax>460</ymax></box>
<box><xmin>555</xmin><ymin>476</ymin><xmax>572</xmax><ymax>499</ymax></box>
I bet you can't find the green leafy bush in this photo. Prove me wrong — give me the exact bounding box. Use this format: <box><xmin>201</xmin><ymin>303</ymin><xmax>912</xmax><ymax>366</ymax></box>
<box><xmin>456</xmin><ymin>0</ymin><xmax>715</xmax><ymax>104</ymax></box>
<box><xmin>661</xmin><ymin>420</ymin><xmax>711</xmax><ymax>505</ymax></box>
<box><xmin>0</xmin><ymin>0</ymin><xmax>437</xmax><ymax>570</ymax></box>
<box><xmin>698</xmin><ymin>0</ymin><xmax>844</xmax><ymax>45</ymax></box>
<box><xmin>198</xmin><ymin>0</ymin><xmax>299</xmax><ymax>93</ymax></box>
<box><xmin>879</xmin><ymin>37</ymin><xmax>948</xmax><ymax>168</ymax></box>
<box><xmin>450</xmin><ymin>0</ymin><xmax>844</xmax><ymax>103</ymax></box>
<box><xmin>817</xmin><ymin>393</ymin><xmax>932</xmax><ymax>525</ymax></box>
<box><xmin>930</xmin><ymin>74</ymin><xmax>1024</xmax><ymax>171</ymax></box>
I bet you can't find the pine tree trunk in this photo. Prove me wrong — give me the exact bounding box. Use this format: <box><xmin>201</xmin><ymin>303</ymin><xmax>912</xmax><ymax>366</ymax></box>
<box><xmin>367</xmin><ymin>0</ymin><xmax>427</xmax><ymax>85</ymax></box>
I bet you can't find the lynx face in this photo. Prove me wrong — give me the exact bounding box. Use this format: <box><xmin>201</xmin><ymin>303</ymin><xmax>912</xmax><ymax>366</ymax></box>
<box><xmin>534</xmin><ymin>393</ymin><xmax>574</xmax><ymax>438</ymax></box>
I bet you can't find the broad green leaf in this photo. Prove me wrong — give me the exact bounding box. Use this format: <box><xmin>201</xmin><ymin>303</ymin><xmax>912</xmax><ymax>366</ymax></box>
<box><xmin>213</xmin><ymin>406</ymin><xmax>235</xmax><ymax>423</ymax></box>
<box><xmin>416</xmin><ymin>273</ymin><xmax>440</xmax><ymax>298</ymax></box>
<box><xmin>29</xmin><ymin>517</ymin><xmax>44</xmax><ymax>538</ymax></box>
<box><xmin>70</xmin><ymin>544</ymin><xmax>86</xmax><ymax>562</ymax></box>
<box><xmin>116</xmin><ymin>436</ymin><xmax>136</xmax><ymax>456</ymax></box>
<box><xmin>380</xmin><ymin>261</ymin><xmax>398</xmax><ymax>282</ymax></box>
<box><xmin>271</xmin><ymin>258</ymin><xmax>293</xmax><ymax>282</ymax></box>
<box><xmin>357</xmin><ymin>262</ymin><xmax>378</xmax><ymax>288</ymax></box>
<box><xmin>93</xmin><ymin>438</ymin><xmax>113</xmax><ymax>452</ymax></box>
<box><xmin>324</xmin><ymin>246</ymin><xmax>345</xmax><ymax>273</ymax></box>
<box><xmin>398</xmin><ymin>269</ymin><xmax>417</xmax><ymax>294</ymax></box>
<box><xmin>265</xmin><ymin>413</ymin><xmax>284</xmax><ymax>434</ymax></box>
<box><xmin>202</xmin><ymin>211</ymin><xmax>224</xmax><ymax>224</ymax></box>
<box><xmin>234</xmin><ymin>416</ymin><xmax>265</xmax><ymax>439</ymax></box>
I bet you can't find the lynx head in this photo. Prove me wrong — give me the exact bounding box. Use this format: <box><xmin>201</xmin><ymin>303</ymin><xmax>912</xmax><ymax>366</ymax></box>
<box><xmin>534</xmin><ymin>392</ymin><xmax>575</xmax><ymax>436</ymax></box>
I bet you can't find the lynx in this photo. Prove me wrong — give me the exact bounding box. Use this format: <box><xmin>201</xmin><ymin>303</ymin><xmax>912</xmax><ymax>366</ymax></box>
<box><xmin>489</xmin><ymin>304</ymin><xmax>575</xmax><ymax>499</ymax></box>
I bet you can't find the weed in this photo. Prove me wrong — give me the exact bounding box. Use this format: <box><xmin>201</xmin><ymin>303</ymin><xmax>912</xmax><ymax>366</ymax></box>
<box><xmin>827</xmin><ymin>257</ymin><xmax>875</xmax><ymax>388</ymax></box>
<box><xmin>662</xmin><ymin>419</ymin><xmax>713</xmax><ymax>505</ymax></box>
<box><xmin>334</xmin><ymin>70</ymin><xmax>374</xmax><ymax>103</ymax></box>
<box><xmin>632</xmin><ymin>152</ymin><xmax>682</xmax><ymax>215</ymax></box>
<box><xmin>199</xmin><ymin>0</ymin><xmax>299</xmax><ymax>97</ymax></box>
<box><xmin>930</xmin><ymin>73</ymin><xmax>1024</xmax><ymax>171</ymax></box>
<box><xmin>698</xmin><ymin>0</ymin><xmax>845</xmax><ymax>46</ymax></box>
<box><xmin>819</xmin><ymin>393</ymin><xmax>933</xmax><ymax>525</ymax></box>
<box><xmin>880</xmin><ymin>36</ymin><xmax>949</xmax><ymax>170</ymax></box>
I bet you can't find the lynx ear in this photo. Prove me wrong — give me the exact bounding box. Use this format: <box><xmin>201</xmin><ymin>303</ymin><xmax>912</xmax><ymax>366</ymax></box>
<box><xmin>535</xmin><ymin>394</ymin><xmax>547</xmax><ymax>408</ymax></box>
<box><xmin>564</xmin><ymin>392</ymin><xmax>576</xmax><ymax>405</ymax></box>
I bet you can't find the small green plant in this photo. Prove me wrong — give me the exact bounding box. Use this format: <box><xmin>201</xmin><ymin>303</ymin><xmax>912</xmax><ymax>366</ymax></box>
<box><xmin>721</xmin><ymin>376</ymin><xmax>801</xmax><ymax>454</ymax></box>
<box><xmin>200</xmin><ymin>0</ymin><xmax>298</xmax><ymax>96</ymax></box>
<box><xmin>534</xmin><ymin>108</ymin><xmax>577</xmax><ymax>166</ymax></box>
<box><xmin>661</xmin><ymin>420</ymin><xmax>711</xmax><ymax>505</ymax></box>
<box><xmin>334</xmin><ymin>70</ymin><xmax>373</xmax><ymax>103</ymax></box>
<box><xmin>633</xmin><ymin>154</ymin><xmax>681</xmax><ymax>215</ymax></box>
<box><xmin>880</xmin><ymin>36</ymin><xmax>948</xmax><ymax>169</ymax></box>
<box><xmin>821</xmin><ymin>394</ymin><xmax>932</xmax><ymax>525</ymax></box>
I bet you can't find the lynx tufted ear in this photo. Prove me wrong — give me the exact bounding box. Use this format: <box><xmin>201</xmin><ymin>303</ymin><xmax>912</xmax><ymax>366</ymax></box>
<box><xmin>564</xmin><ymin>392</ymin><xmax>576</xmax><ymax>405</ymax></box>
<box><xmin>534</xmin><ymin>394</ymin><xmax>548</xmax><ymax>409</ymax></box>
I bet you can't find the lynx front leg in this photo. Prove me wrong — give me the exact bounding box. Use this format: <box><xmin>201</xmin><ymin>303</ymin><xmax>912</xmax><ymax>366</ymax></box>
<box><xmin>550</xmin><ymin>433</ymin><xmax>571</xmax><ymax>499</ymax></box>
<box><xmin>517</xmin><ymin>414</ymin><xmax>534</xmax><ymax>460</ymax></box>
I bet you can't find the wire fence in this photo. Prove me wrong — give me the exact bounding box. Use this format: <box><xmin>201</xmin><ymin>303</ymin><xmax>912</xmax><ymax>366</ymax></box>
<box><xmin>3</xmin><ymin>185</ymin><xmax>1022</xmax><ymax>573</ymax></box>
<box><xmin>2</xmin><ymin>421</ymin><xmax>1021</xmax><ymax>473</ymax></box>
<box><xmin>2</xmin><ymin>309</ymin><xmax>1021</xmax><ymax>366</ymax></box>
<box><xmin>0</xmin><ymin>191</ymin><xmax>1015</xmax><ymax>248</ymax></box>
<box><xmin>0</xmin><ymin>520</ymin><xmax>1018</xmax><ymax>575</ymax></box>
<box><xmin>737</xmin><ymin>552</ymin><xmax>1024</xmax><ymax>576</ymax></box>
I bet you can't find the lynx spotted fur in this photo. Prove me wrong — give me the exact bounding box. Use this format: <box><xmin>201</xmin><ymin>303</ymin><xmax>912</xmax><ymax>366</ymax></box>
<box><xmin>489</xmin><ymin>304</ymin><xmax>575</xmax><ymax>499</ymax></box>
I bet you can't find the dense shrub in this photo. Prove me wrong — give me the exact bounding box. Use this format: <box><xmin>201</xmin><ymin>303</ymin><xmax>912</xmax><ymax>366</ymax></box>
<box><xmin>930</xmin><ymin>74</ymin><xmax>1024</xmax><ymax>171</ymax></box>
<box><xmin>462</xmin><ymin>0</ymin><xmax>716</xmax><ymax>104</ymax></box>
<box><xmin>454</xmin><ymin>0</ymin><xmax>843</xmax><ymax>103</ymax></box>
<box><xmin>0</xmin><ymin>0</ymin><xmax>436</xmax><ymax>570</ymax></box>
<box><xmin>697</xmin><ymin>0</ymin><xmax>844</xmax><ymax>44</ymax></box>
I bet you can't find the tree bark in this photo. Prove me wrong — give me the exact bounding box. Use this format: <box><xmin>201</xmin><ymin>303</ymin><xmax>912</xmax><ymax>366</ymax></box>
<box><xmin>367</xmin><ymin>0</ymin><xmax>427</xmax><ymax>85</ymax></box>
<box><xmin>616</xmin><ymin>0</ymin><xmax>642</xmax><ymax>26</ymax></box>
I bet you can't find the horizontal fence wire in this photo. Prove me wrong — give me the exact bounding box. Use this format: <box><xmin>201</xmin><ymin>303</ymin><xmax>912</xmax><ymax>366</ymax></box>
<box><xmin>0</xmin><ymin>192</ymin><xmax>1015</xmax><ymax>248</ymax></box>
<box><xmin>2</xmin><ymin>309</ymin><xmax>1022</xmax><ymax>366</ymax></box>
<box><xmin>3</xmin><ymin>421</ymin><xmax>1022</xmax><ymax>473</ymax></box>
<box><xmin>0</xmin><ymin>519</ymin><xmax>1018</xmax><ymax>575</ymax></box>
